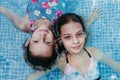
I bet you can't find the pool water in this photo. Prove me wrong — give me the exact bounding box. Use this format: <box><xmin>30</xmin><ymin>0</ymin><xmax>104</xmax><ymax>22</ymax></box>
<box><xmin>0</xmin><ymin>0</ymin><xmax>120</xmax><ymax>80</ymax></box>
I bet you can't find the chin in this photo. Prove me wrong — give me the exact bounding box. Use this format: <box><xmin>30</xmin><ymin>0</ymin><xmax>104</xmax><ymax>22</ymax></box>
<box><xmin>72</xmin><ymin>50</ymin><xmax>81</xmax><ymax>55</ymax></box>
<box><xmin>72</xmin><ymin>48</ymin><xmax>81</xmax><ymax>54</ymax></box>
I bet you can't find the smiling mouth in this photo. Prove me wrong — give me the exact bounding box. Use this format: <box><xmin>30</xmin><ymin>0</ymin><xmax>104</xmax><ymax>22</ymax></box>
<box><xmin>72</xmin><ymin>45</ymin><xmax>81</xmax><ymax>50</ymax></box>
<box><xmin>39</xmin><ymin>29</ymin><xmax>48</xmax><ymax>32</ymax></box>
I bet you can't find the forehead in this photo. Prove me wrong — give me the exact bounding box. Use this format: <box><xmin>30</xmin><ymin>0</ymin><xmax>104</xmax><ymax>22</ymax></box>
<box><xmin>61</xmin><ymin>22</ymin><xmax>83</xmax><ymax>32</ymax></box>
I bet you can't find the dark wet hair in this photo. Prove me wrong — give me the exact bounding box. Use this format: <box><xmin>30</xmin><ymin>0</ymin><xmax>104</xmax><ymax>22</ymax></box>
<box><xmin>56</xmin><ymin>13</ymin><xmax>85</xmax><ymax>34</ymax></box>
<box><xmin>23</xmin><ymin>42</ymin><xmax>57</xmax><ymax>71</ymax></box>
<box><xmin>51</xmin><ymin>13</ymin><xmax>86</xmax><ymax>55</ymax></box>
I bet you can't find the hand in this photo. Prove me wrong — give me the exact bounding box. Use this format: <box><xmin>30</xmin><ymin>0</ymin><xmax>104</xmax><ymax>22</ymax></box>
<box><xmin>86</xmin><ymin>8</ymin><xmax>102</xmax><ymax>29</ymax></box>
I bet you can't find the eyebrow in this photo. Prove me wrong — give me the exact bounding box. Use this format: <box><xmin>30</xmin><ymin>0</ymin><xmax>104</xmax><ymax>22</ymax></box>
<box><xmin>63</xmin><ymin>30</ymin><xmax>83</xmax><ymax>36</ymax></box>
<box><xmin>77</xmin><ymin>30</ymin><xmax>84</xmax><ymax>33</ymax></box>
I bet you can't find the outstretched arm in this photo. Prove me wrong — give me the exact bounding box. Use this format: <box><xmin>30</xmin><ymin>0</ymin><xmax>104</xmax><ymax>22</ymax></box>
<box><xmin>88</xmin><ymin>47</ymin><xmax>120</xmax><ymax>74</ymax></box>
<box><xmin>100</xmin><ymin>52</ymin><xmax>120</xmax><ymax>74</ymax></box>
<box><xmin>85</xmin><ymin>8</ymin><xmax>102</xmax><ymax>29</ymax></box>
<box><xmin>26</xmin><ymin>64</ymin><xmax>59</xmax><ymax>80</ymax></box>
<box><xmin>0</xmin><ymin>6</ymin><xmax>30</xmax><ymax>32</ymax></box>
<box><xmin>26</xmin><ymin>71</ymin><xmax>45</xmax><ymax>80</ymax></box>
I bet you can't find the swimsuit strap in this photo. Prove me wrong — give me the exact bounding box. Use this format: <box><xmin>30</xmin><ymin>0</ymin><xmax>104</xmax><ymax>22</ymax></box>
<box><xmin>83</xmin><ymin>48</ymin><xmax>91</xmax><ymax>58</ymax></box>
<box><xmin>65</xmin><ymin>48</ymin><xmax>91</xmax><ymax>63</ymax></box>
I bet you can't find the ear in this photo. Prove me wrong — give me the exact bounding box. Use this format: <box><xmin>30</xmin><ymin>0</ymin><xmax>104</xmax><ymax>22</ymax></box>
<box><xmin>24</xmin><ymin>38</ymin><xmax>31</xmax><ymax>47</ymax></box>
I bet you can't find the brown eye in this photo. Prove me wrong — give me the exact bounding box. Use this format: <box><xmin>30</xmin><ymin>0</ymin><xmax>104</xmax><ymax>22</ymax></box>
<box><xmin>33</xmin><ymin>40</ymin><xmax>38</xmax><ymax>43</ymax></box>
<box><xmin>64</xmin><ymin>36</ymin><xmax>71</xmax><ymax>40</ymax></box>
<box><xmin>46</xmin><ymin>42</ymin><xmax>53</xmax><ymax>46</ymax></box>
<box><xmin>46</xmin><ymin>42</ymin><xmax>51</xmax><ymax>44</ymax></box>
<box><xmin>77</xmin><ymin>32</ymin><xmax>84</xmax><ymax>37</ymax></box>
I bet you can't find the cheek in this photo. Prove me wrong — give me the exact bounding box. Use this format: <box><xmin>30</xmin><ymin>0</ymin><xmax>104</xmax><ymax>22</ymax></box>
<box><xmin>48</xmin><ymin>35</ymin><xmax>54</xmax><ymax>42</ymax></box>
<box><xmin>80</xmin><ymin>37</ymin><xmax>85</xmax><ymax>45</ymax></box>
<box><xmin>62</xmin><ymin>39</ymin><xmax>71</xmax><ymax>49</ymax></box>
<box><xmin>81</xmin><ymin>37</ymin><xmax>85</xmax><ymax>42</ymax></box>
<box><xmin>49</xmin><ymin>32</ymin><xmax>54</xmax><ymax>39</ymax></box>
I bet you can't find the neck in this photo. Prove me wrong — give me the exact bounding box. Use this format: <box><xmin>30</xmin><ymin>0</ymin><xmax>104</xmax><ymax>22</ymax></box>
<box><xmin>68</xmin><ymin>48</ymin><xmax>85</xmax><ymax>59</ymax></box>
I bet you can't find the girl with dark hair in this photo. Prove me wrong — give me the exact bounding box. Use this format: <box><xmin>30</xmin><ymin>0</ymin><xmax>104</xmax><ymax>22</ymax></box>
<box><xmin>52</xmin><ymin>13</ymin><xmax>120</xmax><ymax>80</ymax></box>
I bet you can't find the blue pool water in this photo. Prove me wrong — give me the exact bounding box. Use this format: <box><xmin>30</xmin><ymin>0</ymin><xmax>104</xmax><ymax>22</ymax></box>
<box><xmin>0</xmin><ymin>0</ymin><xmax>120</xmax><ymax>80</ymax></box>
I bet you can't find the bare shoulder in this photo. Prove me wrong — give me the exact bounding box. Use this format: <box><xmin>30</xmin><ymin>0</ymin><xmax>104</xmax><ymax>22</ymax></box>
<box><xmin>85</xmin><ymin>47</ymin><xmax>105</xmax><ymax>62</ymax></box>
<box><xmin>85</xmin><ymin>47</ymin><xmax>120</xmax><ymax>73</ymax></box>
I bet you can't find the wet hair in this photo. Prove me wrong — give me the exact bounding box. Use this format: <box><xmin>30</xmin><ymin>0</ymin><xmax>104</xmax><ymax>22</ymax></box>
<box><xmin>23</xmin><ymin>42</ymin><xmax>57</xmax><ymax>71</ymax></box>
<box><xmin>51</xmin><ymin>13</ymin><xmax>86</xmax><ymax>55</ymax></box>
<box><xmin>56</xmin><ymin>13</ymin><xmax>85</xmax><ymax>34</ymax></box>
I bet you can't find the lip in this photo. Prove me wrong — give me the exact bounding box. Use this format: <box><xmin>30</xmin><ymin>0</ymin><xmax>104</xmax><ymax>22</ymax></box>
<box><xmin>39</xmin><ymin>29</ymin><xmax>48</xmax><ymax>32</ymax></box>
<box><xmin>71</xmin><ymin>45</ymin><xmax>81</xmax><ymax>50</ymax></box>
<box><xmin>35</xmin><ymin>26</ymin><xmax>49</xmax><ymax>32</ymax></box>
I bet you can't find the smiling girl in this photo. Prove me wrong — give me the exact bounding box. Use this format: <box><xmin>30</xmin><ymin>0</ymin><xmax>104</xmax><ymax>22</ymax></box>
<box><xmin>52</xmin><ymin>13</ymin><xmax>120</xmax><ymax>80</ymax></box>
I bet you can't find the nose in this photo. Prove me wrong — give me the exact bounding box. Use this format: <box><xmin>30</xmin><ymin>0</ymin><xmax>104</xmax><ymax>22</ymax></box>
<box><xmin>39</xmin><ymin>32</ymin><xmax>47</xmax><ymax>43</ymax></box>
<box><xmin>72</xmin><ymin>36</ymin><xmax>79</xmax><ymax>44</ymax></box>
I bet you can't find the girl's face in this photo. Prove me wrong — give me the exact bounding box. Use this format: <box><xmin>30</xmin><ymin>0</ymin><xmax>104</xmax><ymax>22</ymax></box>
<box><xmin>60</xmin><ymin>21</ymin><xmax>86</xmax><ymax>55</ymax></box>
<box><xmin>30</xmin><ymin>19</ymin><xmax>55</xmax><ymax>57</ymax></box>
